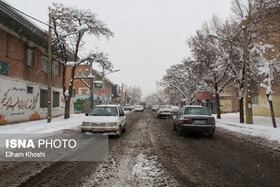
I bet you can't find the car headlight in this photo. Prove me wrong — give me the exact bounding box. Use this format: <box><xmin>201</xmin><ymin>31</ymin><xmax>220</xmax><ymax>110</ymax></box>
<box><xmin>105</xmin><ymin>122</ymin><xmax>117</xmax><ymax>126</ymax></box>
<box><xmin>82</xmin><ymin>122</ymin><xmax>90</xmax><ymax>126</ymax></box>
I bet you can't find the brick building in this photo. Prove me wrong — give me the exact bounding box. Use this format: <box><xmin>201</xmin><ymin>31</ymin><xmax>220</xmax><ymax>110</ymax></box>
<box><xmin>0</xmin><ymin>1</ymin><xmax>71</xmax><ymax>124</ymax></box>
<box><xmin>65</xmin><ymin>64</ymin><xmax>120</xmax><ymax>112</ymax></box>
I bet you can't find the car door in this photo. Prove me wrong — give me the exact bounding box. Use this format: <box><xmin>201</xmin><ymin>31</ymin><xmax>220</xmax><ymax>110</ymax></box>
<box><xmin>174</xmin><ymin>108</ymin><xmax>183</xmax><ymax>128</ymax></box>
<box><xmin>118</xmin><ymin>107</ymin><xmax>126</xmax><ymax>128</ymax></box>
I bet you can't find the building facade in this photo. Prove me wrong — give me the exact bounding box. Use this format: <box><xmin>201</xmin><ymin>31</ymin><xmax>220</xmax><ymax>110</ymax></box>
<box><xmin>0</xmin><ymin>1</ymin><xmax>67</xmax><ymax>124</ymax></box>
<box><xmin>65</xmin><ymin>64</ymin><xmax>118</xmax><ymax>113</ymax></box>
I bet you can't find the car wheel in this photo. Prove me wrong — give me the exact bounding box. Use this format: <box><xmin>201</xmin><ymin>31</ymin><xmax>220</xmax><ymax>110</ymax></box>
<box><xmin>116</xmin><ymin>126</ymin><xmax>122</xmax><ymax>138</ymax></box>
<box><xmin>178</xmin><ymin>125</ymin><xmax>184</xmax><ymax>136</ymax></box>
<box><xmin>207</xmin><ymin>130</ymin><xmax>214</xmax><ymax>138</ymax></box>
<box><xmin>173</xmin><ymin>123</ymin><xmax>176</xmax><ymax>131</ymax></box>
<box><xmin>122</xmin><ymin>124</ymin><xmax>126</xmax><ymax>132</ymax></box>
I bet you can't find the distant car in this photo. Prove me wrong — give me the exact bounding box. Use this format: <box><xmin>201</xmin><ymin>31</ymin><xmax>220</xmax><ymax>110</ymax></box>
<box><xmin>152</xmin><ymin>105</ymin><xmax>159</xmax><ymax>111</ymax></box>
<box><xmin>124</xmin><ymin>104</ymin><xmax>134</xmax><ymax>111</ymax></box>
<box><xmin>173</xmin><ymin>105</ymin><xmax>215</xmax><ymax>138</ymax></box>
<box><xmin>157</xmin><ymin>105</ymin><xmax>173</xmax><ymax>119</ymax></box>
<box><xmin>171</xmin><ymin>106</ymin><xmax>180</xmax><ymax>115</ymax></box>
<box><xmin>135</xmin><ymin>105</ymin><xmax>144</xmax><ymax>112</ymax></box>
<box><xmin>81</xmin><ymin>105</ymin><xmax>126</xmax><ymax>137</ymax></box>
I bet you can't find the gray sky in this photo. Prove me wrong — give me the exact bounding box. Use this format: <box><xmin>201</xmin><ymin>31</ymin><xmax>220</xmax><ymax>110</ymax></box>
<box><xmin>6</xmin><ymin>0</ymin><xmax>233</xmax><ymax>97</ymax></box>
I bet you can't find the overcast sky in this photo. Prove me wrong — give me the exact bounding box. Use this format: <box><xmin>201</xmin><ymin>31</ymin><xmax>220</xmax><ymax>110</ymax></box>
<box><xmin>6</xmin><ymin>0</ymin><xmax>233</xmax><ymax>97</ymax></box>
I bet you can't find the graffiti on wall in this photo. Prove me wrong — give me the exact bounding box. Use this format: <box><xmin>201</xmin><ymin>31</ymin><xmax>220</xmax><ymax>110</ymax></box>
<box><xmin>1</xmin><ymin>88</ymin><xmax>39</xmax><ymax>111</ymax></box>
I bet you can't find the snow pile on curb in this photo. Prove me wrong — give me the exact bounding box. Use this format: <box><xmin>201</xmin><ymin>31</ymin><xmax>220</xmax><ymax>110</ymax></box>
<box><xmin>215</xmin><ymin>113</ymin><xmax>280</xmax><ymax>143</ymax></box>
<box><xmin>0</xmin><ymin>114</ymin><xmax>85</xmax><ymax>134</ymax></box>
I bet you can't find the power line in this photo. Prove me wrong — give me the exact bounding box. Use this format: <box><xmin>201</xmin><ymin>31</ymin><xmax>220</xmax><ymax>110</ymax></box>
<box><xmin>1</xmin><ymin>0</ymin><xmax>50</xmax><ymax>27</ymax></box>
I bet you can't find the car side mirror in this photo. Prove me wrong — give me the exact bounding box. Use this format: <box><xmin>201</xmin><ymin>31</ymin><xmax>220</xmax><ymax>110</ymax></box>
<box><xmin>85</xmin><ymin>113</ymin><xmax>89</xmax><ymax>116</ymax></box>
<box><xmin>120</xmin><ymin>113</ymin><xmax>125</xmax><ymax>117</ymax></box>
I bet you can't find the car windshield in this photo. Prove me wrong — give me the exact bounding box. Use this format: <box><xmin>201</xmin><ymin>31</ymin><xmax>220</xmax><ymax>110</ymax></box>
<box><xmin>136</xmin><ymin>105</ymin><xmax>142</xmax><ymax>108</ymax></box>
<box><xmin>90</xmin><ymin>107</ymin><xmax>118</xmax><ymax>116</ymax></box>
<box><xmin>184</xmin><ymin>107</ymin><xmax>210</xmax><ymax>115</ymax></box>
<box><xmin>160</xmin><ymin>106</ymin><xmax>171</xmax><ymax>109</ymax></box>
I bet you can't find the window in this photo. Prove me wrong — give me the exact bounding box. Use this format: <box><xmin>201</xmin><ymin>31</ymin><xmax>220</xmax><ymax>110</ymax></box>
<box><xmin>53</xmin><ymin>91</ymin><xmax>60</xmax><ymax>107</ymax></box>
<box><xmin>27</xmin><ymin>47</ymin><xmax>34</xmax><ymax>67</ymax></box>
<box><xmin>53</xmin><ymin>60</ymin><xmax>60</xmax><ymax>76</ymax></box>
<box><xmin>252</xmin><ymin>94</ymin><xmax>259</xmax><ymax>105</ymax></box>
<box><xmin>41</xmin><ymin>54</ymin><xmax>48</xmax><ymax>72</ymax></box>
<box><xmin>27</xmin><ymin>86</ymin><xmax>33</xmax><ymax>94</ymax></box>
<box><xmin>40</xmin><ymin>89</ymin><xmax>48</xmax><ymax>108</ymax></box>
<box><xmin>118</xmin><ymin>107</ymin><xmax>124</xmax><ymax>116</ymax></box>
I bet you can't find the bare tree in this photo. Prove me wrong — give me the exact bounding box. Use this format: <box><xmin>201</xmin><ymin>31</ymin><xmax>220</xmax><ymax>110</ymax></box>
<box><xmin>126</xmin><ymin>86</ymin><xmax>142</xmax><ymax>105</ymax></box>
<box><xmin>49</xmin><ymin>3</ymin><xmax>113</xmax><ymax>119</ymax></box>
<box><xmin>187</xmin><ymin>17</ymin><xmax>234</xmax><ymax>119</ymax></box>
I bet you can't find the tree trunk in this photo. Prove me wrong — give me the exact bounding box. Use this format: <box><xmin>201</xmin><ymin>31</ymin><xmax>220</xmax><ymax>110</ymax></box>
<box><xmin>215</xmin><ymin>84</ymin><xmax>221</xmax><ymax>119</ymax></box>
<box><xmin>216</xmin><ymin>92</ymin><xmax>221</xmax><ymax>119</ymax></box>
<box><xmin>64</xmin><ymin>99</ymin><xmax>71</xmax><ymax>119</ymax></box>
<box><xmin>239</xmin><ymin>97</ymin><xmax>244</xmax><ymax>123</ymax></box>
<box><xmin>267</xmin><ymin>94</ymin><xmax>277</xmax><ymax>128</ymax></box>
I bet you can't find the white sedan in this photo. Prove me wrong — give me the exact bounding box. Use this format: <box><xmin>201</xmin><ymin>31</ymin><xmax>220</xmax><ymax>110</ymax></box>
<box><xmin>157</xmin><ymin>105</ymin><xmax>173</xmax><ymax>119</ymax></box>
<box><xmin>135</xmin><ymin>105</ymin><xmax>144</xmax><ymax>112</ymax></box>
<box><xmin>81</xmin><ymin>105</ymin><xmax>126</xmax><ymax>137</ymax></box>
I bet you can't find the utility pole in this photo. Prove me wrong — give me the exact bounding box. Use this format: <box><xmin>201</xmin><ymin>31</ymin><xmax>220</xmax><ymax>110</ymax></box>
<box><xmin>89</xmin><ymin>63</ymin><xmax>94</xmax><ymax>109</ymax></box>
<box><xmin>187</xmin><ymin>67</ymin><xmax>191</xmax><ymax>105</ymax></box>
<box><xmin>47</xmin><ymin>12</ymin><xmax>52</xmax><ymax>123</ymax></box>
<box><xmin>101</xmin><ymin>64</ymin><xmax>105</xmax><ymax>104</ymax></box>
<box><xmin>243</xmin><ymin>24</ymin><xmax>253</xmax><ymax>124</ymax></box>
<box><xmin>121</xmin><ymin>83</ymin><xmax>124</xmax><ymax>106</ymax></box>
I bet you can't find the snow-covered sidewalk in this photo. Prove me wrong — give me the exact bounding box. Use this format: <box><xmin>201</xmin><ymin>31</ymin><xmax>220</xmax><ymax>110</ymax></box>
<box><xmin>0</xmin><ymin>114</ymin><xmax>85</xmax><ymax>134</ymax></box>
<box><xmin>215</xmin><ymin>113</ymin><xmax>280</xmax><ymax>143</ymax></box>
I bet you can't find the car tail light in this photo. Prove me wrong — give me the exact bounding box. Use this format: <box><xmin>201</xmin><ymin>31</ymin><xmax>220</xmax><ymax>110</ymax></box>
<box><xmin>210</xmin><ymin>119</ymin><xmax>215</xmax><ymax>125</ymax></box>
<box><xmin>170</xmin><ymin>111</ymin><xmax>173</xmax><ymax>114</ymax></box>
<box><xmin>182</xmin><ymin>119</ymin><xmax>191</xmax><ymax>124</ymax></box>
<box><xmin>159</xmin><ymin>111</ymin><xmax>163</xmax><ymax>114</ymax></box>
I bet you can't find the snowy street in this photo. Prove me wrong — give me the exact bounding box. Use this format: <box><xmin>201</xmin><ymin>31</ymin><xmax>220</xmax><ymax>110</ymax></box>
<box><xmin>0</xmin><ymin>111</ymin><xmax>279</xmax><ymax>186</ymax></box>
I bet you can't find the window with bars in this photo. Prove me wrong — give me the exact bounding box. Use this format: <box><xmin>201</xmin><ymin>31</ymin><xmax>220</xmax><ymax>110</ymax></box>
<box><xmin>27</xmin><ymin>47</ymin><xmax>34</xmax><ymax>67</ymax></box>
<box><xmin>252</xmin><ymin>94</ymin><xmax>259</xmax><ymax>105</ymax></box>
<box><xmin>53</xmin><ymin>60</ymin><xmax>60</xmax><ymax>76</ymax></box>
<box><xmin>53</xmin><ymin>91</ymin><xmax>60</xmax><ymax>107</ymax></box>
<box><xmin>40</xmin><ymin>89</ymin><xmax>48</xmax><ymax>108</ymax></box>
<box><xmin>41</xmin><ymin>54</ymin><xmax>48</xmax><ymax>72</ymax></box>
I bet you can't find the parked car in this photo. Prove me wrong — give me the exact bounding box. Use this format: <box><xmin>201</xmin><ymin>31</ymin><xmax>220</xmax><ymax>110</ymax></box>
<box><xmin>151</xmin><ymin>105</ymin><xmax>159</xmax><ymax>111</ymax></box>
<box><xmin>171</xmin><ymin>105</ymin><xmax>180</xmax><ymax>115</ymax></box>
<box><xmin>157</xmin><ymin>105</ymin><xmax>173</xmax><ymax>119</ymax></box>
<box><xmin>81</xmin><ymin>105</ymin><xmax>126</xmax><ymax>137</ymax></box>
<box><xmin>135</xmin><ymin>105</ymin><xmax>144</xmax><ymax>112</ymax></box>
<box><xmin>173</xmin><ymin>105</ymin><xmax>215</xmax><ymax>137</ymax></box>
<box><xmin>124</xmin><ymin>104</ymin><xmax>134</xmax><ymax>111</ymax></box>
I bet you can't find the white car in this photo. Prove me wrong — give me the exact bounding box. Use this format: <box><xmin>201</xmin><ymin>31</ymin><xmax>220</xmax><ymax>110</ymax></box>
<box><xmin>171</xmin><ymin>106</ymin><xmax>180</xmax><ymax>114</ymax></box>
<box><xmin>157</xmin><ymin>105</ymin><xmax>173</xmax><ymax>119</ymax></box>
<box><xmin>152</xmin><ymin>105</ymin><xmax>159</xmax><ymax>111</ymax></box>
<box><xmin>81</xmin><ymin>105</ymin><xmax>126</xmax><ymax>137</ymax></box>
<box><xmin>135</xmin><ymin>105</ymin><xmax>144</xmax><ymax>112</ymax></box>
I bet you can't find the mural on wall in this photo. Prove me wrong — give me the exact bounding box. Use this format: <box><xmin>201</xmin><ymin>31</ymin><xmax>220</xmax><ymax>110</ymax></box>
<box><xmin>0</xmin><ymin>114</ymin><xmax>7</xmax><ymax>125</ymax></box>
<box><xmin>1</xmin><ymin>88</ymin><xmax>39</xmax><ymax>111</ymax></box>
<box><xmin>0</xmin><ymin>78</ymin><xmax>65</xmax><ymax>124</ymax></box>
<box><xmin>29</xmin><ymin>111</ymin><xmax>40</xmax><ymax>120</ymax></box>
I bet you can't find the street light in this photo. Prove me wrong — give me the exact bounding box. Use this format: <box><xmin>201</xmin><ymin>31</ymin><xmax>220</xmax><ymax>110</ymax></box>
<box><xmin>47</xmin><ymin>11</ymin><xmax>89</xmax><ymax>123</ymax></box>
<box><xmin>208</xmin><ymin>30</ymin><xmax>253</xmax><ymax>124</ymax></box>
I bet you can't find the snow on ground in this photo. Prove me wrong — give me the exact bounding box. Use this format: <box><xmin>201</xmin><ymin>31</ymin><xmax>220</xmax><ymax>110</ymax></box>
<box><xmin>0</xmin><ymin>112</ymin><xmax>279</xmax><ymax>144</ymax></box>
<box><xmin>0</xmin><ymin>114</ymin><xmax>85</xmax><ymax>134</ymax></box>
<box><xmin>215</xmin><ymin>113</ymin><xmax>280</xmax><ymax>143</ymax></box>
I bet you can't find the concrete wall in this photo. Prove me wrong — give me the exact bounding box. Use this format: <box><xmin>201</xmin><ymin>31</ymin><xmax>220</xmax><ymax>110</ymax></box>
<box><xmin>252</xmin><ymin>88</ymin><xmax>280</xmax><ymax>117</ymax></box>
<box><xmin>0</xmin><ymin>77</ymin><xmax>65</xmax><ymax>124</ymax></box>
